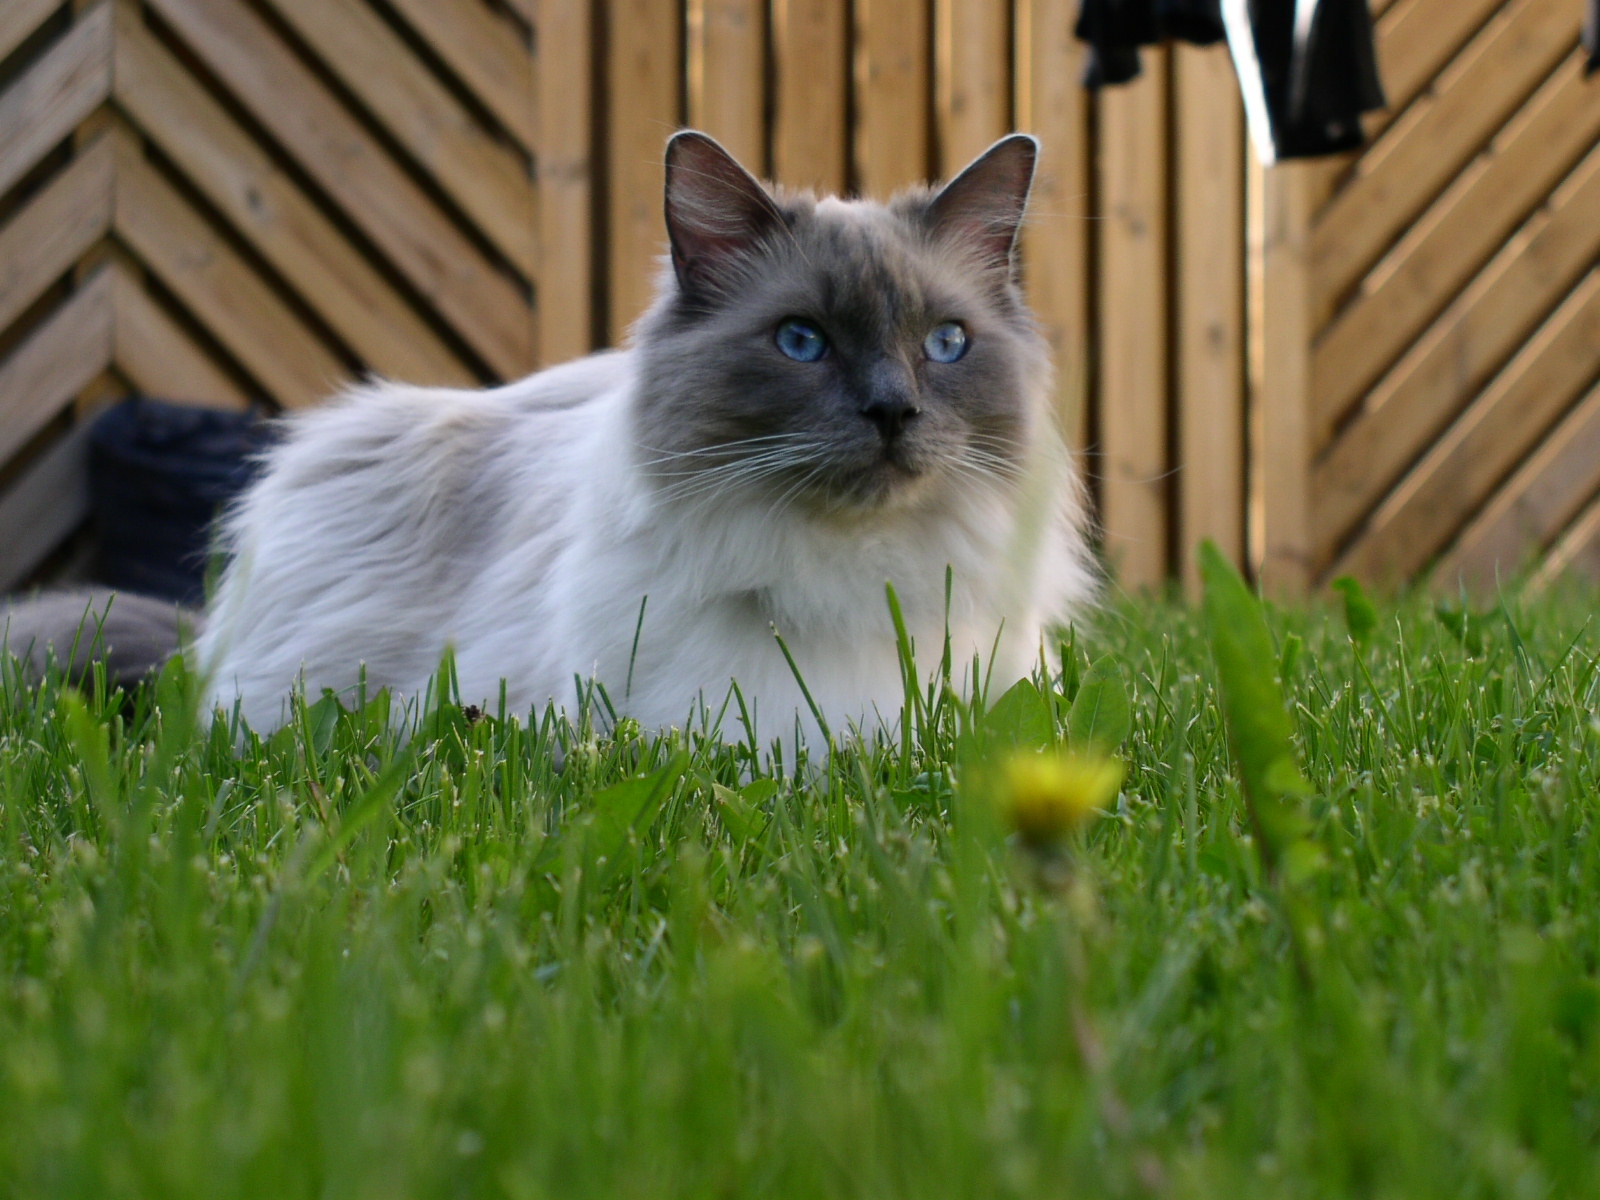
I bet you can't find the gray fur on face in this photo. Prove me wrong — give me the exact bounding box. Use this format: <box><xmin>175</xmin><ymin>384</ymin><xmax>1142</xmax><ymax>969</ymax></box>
<box><xmin>633</xmin><ymin>134</ymin><xmax>1050</xmax><ymax>515</ymax></box>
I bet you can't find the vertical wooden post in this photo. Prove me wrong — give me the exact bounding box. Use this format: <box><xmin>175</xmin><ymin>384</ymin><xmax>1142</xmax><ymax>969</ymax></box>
<box><xmin>935</xmin><ymin>0</ymin><xmax>1010</xmax><ymax>175</ymax></box>
<box><xmin>1174</xmin><ymin>43</ymin><xmax>1246</xmax><ymax>594</ymax></box>
<box><xmin>536</xmin><ymin>0</ymin><xmax>594</xmax><ymax>364</ymax></box>
<box><xmin>1249</xmin><ymin>155</ymin><xmax>1314</xmax><ymax>593</ymax></box>
<box><xmin>1097</xmin><ymin>50</ymin><xmax>1170</xmax><ymax>591</ymax></box>
<box><xmin>1015</xmin><ymin>0</ymin><xmax>1091</xmax><ymax>451</ymax></box>
<box><xmin>771</xmin><ymin>0</ymin><xmax>848</xmax><ymax>193</ymax></box>
<box><xmin>605</xmin><ymin>0</ymin><xmax>682</xmax><ymax>341</ymax></box>
<box><xmin>686</xmin><ymin>0</ymin><xmax>765</xmax><ymax>170</ymax></box>
<box><xmin>854</xmin><ymin>0</ymin><xmax>930</xmax><ymax>195</ymax></box>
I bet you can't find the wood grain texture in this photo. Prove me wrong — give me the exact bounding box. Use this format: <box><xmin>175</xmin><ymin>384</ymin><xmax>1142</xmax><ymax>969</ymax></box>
<box><xmin>1096</xmin><ymin>51</ymin><xmax>1169</xmax><ymax>591</ymax></box>
<box><xmin>534</xmin><ymin>0</ymin><xmax>594</xmax><ymax>364</ymax></box>
<box><xmin>385</xmin><ymin>0</ymin><xmax>535</xmax><ymax>150</ymax></box>
<box><xmin>855</xmin><ymin>0</ymin><xmax>930</xmax><ymax>195</ymax></box>
<box><xmin>0</xmin><ymin>0</ymin><xmax>61</xmax><ymax>66</ymax></box>
<box><xmin>0</xmin><ymin>268</ymin><xmax>112</xmax><ymax>470</ymax></box>
<box><xmin>0</xmin><ymin>133</ymin><xmax>113</xmax><ymax>336</ymax></box>
<box><xmin>146</xmin><ymin>0</ymin><xmax>534</xmax><ymax>376</ymax></box>
<box><xmin>1442</xmin><ymin>377</ymin><xmax>1600</xmax><ymax>588</ymax></box>
<box><xmin>1312</xmin><ymin>52</ymin><xmax>1600</xmax><ymax>434</ymax></box>
<box><xmin>936</xmin><ymin>0</ymin><xmax>1009</xmax><ymax>174</ymax></box>
<box><xmin>113</xmin><ymin>15</ymin><xmax>473</xmax><ymax>385</ymax></box>
<box><xmin>260</xmin><ymin>0</ymin><xmax>537</xmax><ymax>280</ymax></box>
<box><xmin>1174</xmin><ymin>43</ymin><xmax>1246</xmax><ymax>591</ymax></box>
<box><xmin>1312</xmin><ymin>139</ymin><xmax>1600</xmax><ymax>554</ymax></box>
<box><xmin>1251</xmin><ymin>159</ymin><xmax>1314</xmax><ymax>593</ymax></box>
<box><xmin>687</xmin><ymin>0</ymin><xmax>765</xmax><ymax>170</ymax></box>
<box><xmin>1015</xmin><ymin>0</ymin><xmax>1090</xmax><ymax>449</ymax></box>
<box><xmin>1332</xmin><ymin>268</ymin><xmax>1600</xmax><ymax>583</ymax></box>
<box><xmin>108</xmin><ymin>264</ymin><xmax>250</xmax><ymax>409</ymax></box>
<box><xmin>0</xmin><ymin>3</ymin><xmax>112</xmax><ymax>200</ymax></box>
<box><xmin>111</xmin><ymin>132</ymin><xmax>349</xmax><ymax>408</ymax></box>
<box><xmin>771</xmin><ymin>0</ymin><xmax>847</xmax><ymax>193</ymax></box>
<box><xmin>605</xmin><ymin>0</ymin><xmax>681</xmax><ymax>337</ymax></box>
<box><xmin>1312</xmin><ymin>0</ymin><xmax>1575</xmax><ymax>318</ymax></box>
<box><xmin>0</xmin><ymin>420</ymin><xmax>94</xmax><ymax>592</ymax></box>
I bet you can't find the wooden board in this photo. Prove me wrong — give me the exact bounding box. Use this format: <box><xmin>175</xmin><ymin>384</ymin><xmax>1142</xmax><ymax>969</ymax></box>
<box><xmin>605</xmin><ymin>0</ymin><xmax>681</xmax><ymax>337</ymax></box>
<box><xmin>687</xmin><ymin>0</ymin><xmax>766</xmax><ymax>171</ymax></box>
<box><xmin>0</xmin><ymin>3</ymin><xmax>111</xmax><ymax>200</ymax></box>
<box><xmin>1015</xmin><ymin>0</ymin><xmax>1090</xmax><ymax>450</ymax></box>
<box><xmin>854</xmin><ymin>0</ymin><xmax>931</xmax><ymax>195</ymax></box>
<box><xmin>936</xmin><ymin>0</ymin><xmax>1009</xmax><ymax>175</ymax></box>
<box><xmin>1174</xmin><ymin>43</ymin><xmax>1246</xmax><ymax>591</ymax></box>
<box><xmin>534</xmin><ymin>0</ymin><xmax>594</xmax><ymax>364</ymax></box>
<box><xmin>1096</xmin><ymin>48</ymin><xmax>1169</xmax><ymax>590</ymax></box>
<box><xmin>0</xmin><ymin>269</ymin><xmax>113</xmax><ymax>469</ymax></box>
<box><xmin>0</xmin><ymin>132</ymin><xmax>113</xmax><ymax>336</ymax></box>
<box><xmin>771</xmin><ymin>0</ymin><xmax>847</xmax><ymax>193</ymax></box>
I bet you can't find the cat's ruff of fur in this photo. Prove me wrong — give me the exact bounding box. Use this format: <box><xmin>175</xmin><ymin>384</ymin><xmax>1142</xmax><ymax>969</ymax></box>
<box><xmin>194</xmin><ymin>132</ymin><xmax>1097</xmax><ymax>745</ymax></box>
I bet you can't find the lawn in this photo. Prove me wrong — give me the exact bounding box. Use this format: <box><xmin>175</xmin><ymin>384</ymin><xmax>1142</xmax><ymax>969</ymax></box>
<box><xmin>3</xmin><ymin>566</ymin><xmax>1599</xmax><ymax>1198</ymax></box>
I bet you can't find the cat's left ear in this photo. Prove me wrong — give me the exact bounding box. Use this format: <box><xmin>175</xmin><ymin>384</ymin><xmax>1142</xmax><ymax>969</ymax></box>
<box><xmin>664</xmin><ymin>130</ymin><xmax>785</xmax><ymax>298</ymax></box>
<box><xmin>926</xmin><ymin>134</ymin><xmax>1038</xmax><ymax>275</ymax></box>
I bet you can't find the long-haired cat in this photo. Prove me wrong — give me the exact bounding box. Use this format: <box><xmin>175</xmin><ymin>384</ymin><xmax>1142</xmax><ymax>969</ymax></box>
<box><xmin>183</xmin><ymin>130</ymin><xmax>1096</xmax><ymax>743</ymax></box>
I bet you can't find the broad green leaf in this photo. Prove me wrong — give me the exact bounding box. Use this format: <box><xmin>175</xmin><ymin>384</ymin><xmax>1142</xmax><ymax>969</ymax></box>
<box><xmin>983</xmin><ymin>677</ymin><xmax>1055</xmax><ymax>749</ymax></box>
<box><xmin>1065</xmin><ymin>656</ymin><xmax>1132</xmax><ymax>752</ymax></box>
<box><xmin>1331</xmin><ymin>576</ymin><xmax>1378</xmax><ymax>647</ymax></box>
<box><xmin>583</xmin><ymin>753</ymin><xmax>688</xmax><ymax>887</ymax></box>
<box><xmin>1199</xmin><ymin>541</ymin><xmax>1313</xmax><ymax>876</ymax></box>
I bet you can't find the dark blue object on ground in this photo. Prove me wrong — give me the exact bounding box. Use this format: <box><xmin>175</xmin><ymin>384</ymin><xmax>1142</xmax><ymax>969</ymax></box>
<box><xmin>89</xmin><ymin>397</ymin><xmax>277</xmax><ymax>605</ymax></box>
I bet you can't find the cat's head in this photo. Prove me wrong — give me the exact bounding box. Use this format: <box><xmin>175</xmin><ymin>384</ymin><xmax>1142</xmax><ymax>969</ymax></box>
<box><xmin>631</xmin><ymin>131</ymin><xmax>1054</xmax><ymax>516</ymax></box>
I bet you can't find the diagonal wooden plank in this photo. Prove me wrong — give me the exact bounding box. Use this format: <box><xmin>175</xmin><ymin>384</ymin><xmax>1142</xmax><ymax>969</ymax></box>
<box><xmin>771</xmin><ymin>0</ymin><xmax>847</xmax><ymax>194</ymax></box>
<box><xmin>1529</xmin><ymin>488</ymin><xmax>1600</xmax><ymax>590</ymax></box>
<box><xmin>111</xmin><ymin>133</ymin><xmax>349</xmax><ymax>408</ymax></box>
<box><xmin>936</xmin><ymin>0</ymin><xmax>1010</xmax><ymax>174</ymax></box>
<box><xmin>1311</xmin><ymin>52</ymin><xmax>1600</xmax><ymax>433</ymax></box>
<box><xmin>145</xmin><ymin>0</ymin><xmax>533</xmax><ymax>378</ymax></box>
<box><xmin>261</xmin><ymin>0</ymin><xmax>536</xmax><ymax>280</ymax></box>
<box><xmin>0</xmin><ymin>2</ymin><xmax>111</xmax><ymax>200</ymax></box>
<box><xmin>534</xmin><ymin>0</ymin><xmax>592</xmax><ymax>365</ymax></box>
<box><xmin>1363</xmin><ymin>0</ymin><xmax>1504</xmax><ymax>138</ymax></box>
<box><xmin>1017</xmin><ymin>0</ymin><xmax>1090</xmax><ymax>450</ymax></box>
<box><xmin>1441</xmin><ymin>377</ymin><xmax>1600</xmax><ymax>589</ymax></box>
<box><xmin>108</xmin><ymin>263</ymin><xmax>250</xmax><ymax>409</ymax></box>
<box><xmin>0</xmin><ymin>0</ymin><xmax>61</xmax><ymax>67</ymax></box>
<box><xmin>605</xmin><ymin>0</ymin><xmax>681</xmax><ymax>338</ymax></box>
<box><xmin>0</xmin><ymin>133</ymin><xmax>112</xmax><ymax>335</ymax></box>
<box><xmin>1312</xmin><ymin>0</ymin><xmax>1575</xmax><ymax>316</ymax></box>
<box><xmin>112</xmin><ymin>16</ymin><xmax>473</xmax><ymax>387</ymax></box>
<box><xmin>687</xmin><ymin>0</ymin><xmax>766</xmax><ymax>170</ymax></box>
<box><xmin>0</xmin><ymin>267</ymin><xmax>113</xmax><ymax>470</ymax></box>
<box><xmin>1312</xmin><ymin>139</ymin><xmax>1600</xmax><ymax>551</ymax></box>
<box><xmin>1330</xmin><ymin>268</ymin><xmax>1600</xmax><ymax>584</ymax></box>
<box><xmin>855</xmin><ymin>0</ymin><xmax>930</xmax><ymax>195</ymax></box>
<box><xmin>0</xmin><ymin>419</ymin><xmax>95</xmax><ymax>592</ymax></box>
<box><xmin>385</xmin><ymin>0</ymin><xmax>535</xmax><ymax>151</ymax></box>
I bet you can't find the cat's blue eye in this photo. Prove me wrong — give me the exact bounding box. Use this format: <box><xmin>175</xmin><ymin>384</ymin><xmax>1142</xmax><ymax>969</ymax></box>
<box><xmin>775</xmin><ymin>318</ymin><xmax>828</xmax><ymax>362</ymax></box>
<box><xmin>924</xmin><ymin>322</ymin><xmax>968</xmax><ymax>364</ymax></box>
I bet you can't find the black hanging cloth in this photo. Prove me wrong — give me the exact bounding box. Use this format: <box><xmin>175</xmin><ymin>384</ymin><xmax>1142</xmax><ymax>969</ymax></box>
<box><xmin>1075</xmin><ymin>0</ymin><xmax>1386</xmax><ymax>162</ymax></box>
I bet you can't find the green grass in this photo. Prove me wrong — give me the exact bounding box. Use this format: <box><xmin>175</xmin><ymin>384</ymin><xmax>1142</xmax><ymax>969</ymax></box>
<box><xmin>4</xmin><ymin>579</ymin><xmax>1600</xmax><ymax>1198</ymax></box>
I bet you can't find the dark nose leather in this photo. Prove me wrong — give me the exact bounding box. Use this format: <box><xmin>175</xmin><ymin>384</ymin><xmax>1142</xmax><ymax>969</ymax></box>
<box><xmin>860</xmin><ymin>361</ymin><xmax>921</xmax><ymax>439</ymax></box>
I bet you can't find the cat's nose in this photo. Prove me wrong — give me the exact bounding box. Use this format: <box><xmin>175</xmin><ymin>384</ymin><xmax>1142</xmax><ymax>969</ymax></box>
<box><xmin>859</xmin><ymin>394</ymin><xmax>921</xmax><ymax>439</ymax></box>
<box><xmin>860</xmin><ymin>363</ymin><xmax>921</xmax><ymax>439</ymax></box>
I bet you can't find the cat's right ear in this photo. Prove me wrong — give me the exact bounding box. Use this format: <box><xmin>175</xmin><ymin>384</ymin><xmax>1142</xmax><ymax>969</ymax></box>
<box><xmin>664</xmin><ymin>131</ymin><xmax>784</xmax><ymax>299</ymax></box>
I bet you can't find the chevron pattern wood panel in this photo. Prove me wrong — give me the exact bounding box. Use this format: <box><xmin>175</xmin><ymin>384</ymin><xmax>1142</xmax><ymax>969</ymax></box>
<box><xmin>3</xmin><ymin>0</ymin><xmax>1595</xmax><ymax>595</ymax></box>
<box><xmin>0</xmin><ymin>0</ymin><xmax>537</xmax><ymax>588</ymax></box>
<box><xmin>1300</xmin><ymin>0</ymin><xmax>1600</xmax><ymax>590</ymax></box>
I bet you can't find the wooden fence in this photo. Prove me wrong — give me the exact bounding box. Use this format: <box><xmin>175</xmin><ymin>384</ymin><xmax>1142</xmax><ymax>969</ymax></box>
<box><xmin>1</xmin><ymin>0</ymin><xmax>1596</xmax><ymax>595</ymax></box>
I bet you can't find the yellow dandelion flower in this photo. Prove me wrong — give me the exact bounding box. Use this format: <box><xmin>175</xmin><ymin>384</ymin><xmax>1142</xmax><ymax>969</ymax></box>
<box><xmin>998</xmin><ymin>750</ymin><xmax>1123</xmax><ymax>848</ymax></box>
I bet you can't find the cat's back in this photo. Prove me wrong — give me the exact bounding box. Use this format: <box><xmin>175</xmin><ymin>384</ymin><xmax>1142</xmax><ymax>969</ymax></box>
<box><xmin>198</xmin><ymin>350</ymin><xmax>632</xmax><ymax>722</ymax></box>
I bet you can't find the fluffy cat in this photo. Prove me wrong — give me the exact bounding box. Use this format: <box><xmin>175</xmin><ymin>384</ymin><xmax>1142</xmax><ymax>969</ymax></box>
<box><xmin>192</xmin><ymin>131</ymin><xmax>1096</xmax><ymax>744</ymax></box>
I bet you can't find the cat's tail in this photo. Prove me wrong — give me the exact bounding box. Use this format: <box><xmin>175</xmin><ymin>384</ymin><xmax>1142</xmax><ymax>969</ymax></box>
<box><xmin>1</xmin><ymin>591</ymin><xmax>200</xmax><ymax>688</ymax></box>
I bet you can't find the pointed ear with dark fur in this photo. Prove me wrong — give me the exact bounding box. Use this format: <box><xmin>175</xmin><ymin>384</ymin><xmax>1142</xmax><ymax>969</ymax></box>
<box><xmin>663</xmin><ymin>130</ymin><xmax>785</xmax><ymax>297</ymax></box>
<box><xmin>925</xmin><ymin>134</ymin><xmax>1038</xmax><ymax>275</ymax></box>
